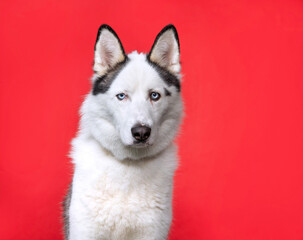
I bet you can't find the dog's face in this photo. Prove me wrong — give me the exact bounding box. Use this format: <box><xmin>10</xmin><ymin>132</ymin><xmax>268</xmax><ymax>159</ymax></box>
<box><xmin>80</xmin><ymin>25</ymin><xmax>183</xmax><ymax>160</ymax></box>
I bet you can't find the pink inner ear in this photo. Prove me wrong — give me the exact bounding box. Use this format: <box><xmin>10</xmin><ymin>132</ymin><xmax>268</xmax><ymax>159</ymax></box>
<box><xmin>100</xmin><ymin>42</ymin><xmax>114</xmax><ymax>67</ymax></box>
<box><xmin>162</xmin><ymin>42</ymin><xmax>174</xmax><ymax>66</ymax></box>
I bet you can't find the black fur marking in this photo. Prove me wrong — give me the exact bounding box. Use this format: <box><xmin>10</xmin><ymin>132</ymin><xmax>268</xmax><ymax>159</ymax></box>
<box><xmin>92</xmin><ymin>58</ymin><xmax>129</xmax><ymax>95</ymax></box>
<box><xmin>92</xmin><ymin>24</ymin><xmax>129</xmax><ymax>95</ymax></box>
<box><xmin>164</xmin><ymin>88</ymin><xmax>172</xmax><ymax>96</ymax></box>
<box><xmin>147</xmin><ymin>59</ymin><xmax>181</xmax><ymax>92</ymax></box>
<box><xmin>62</xmin><ymin>183</ymin><xmax>72</xmax><ymax>240</ymax></box>
<box><xmin>146</xmin><ymin>24</ymin><xmax>181</xmax><ymax>92</ymax></box>
<box><xmin>147</xmin><ymin>24</ymin><xmax>180</xmax><ymax>60</ymax></box>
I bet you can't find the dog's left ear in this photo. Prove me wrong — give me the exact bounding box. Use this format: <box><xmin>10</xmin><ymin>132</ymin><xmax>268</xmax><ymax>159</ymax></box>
<box><xmin>147</xmin><ymin>25</ymin><xmax>180</xmax><ymax>74</ymax></box>
<box><xmin>93</xmin><ymin>24</ymin><xmax>126</xmax><ymax>75</ymax></box>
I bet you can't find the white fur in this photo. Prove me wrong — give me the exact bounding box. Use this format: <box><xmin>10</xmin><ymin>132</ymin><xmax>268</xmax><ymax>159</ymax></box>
<box><xmin>68</xmin><ymin>27</ymin><xmax>183</xmax><ymax>240</ymax></box>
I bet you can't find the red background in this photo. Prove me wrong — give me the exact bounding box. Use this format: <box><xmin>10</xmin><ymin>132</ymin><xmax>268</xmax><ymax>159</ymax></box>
<box><xmin>1</xmin><ymin>0</ymin><xmax>303</xmax><ymax>239</ymax></box>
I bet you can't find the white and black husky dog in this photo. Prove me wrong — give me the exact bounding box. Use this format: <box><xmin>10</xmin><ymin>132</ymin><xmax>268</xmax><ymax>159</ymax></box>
<box><xmin>63</xmin><ymin>24</ymin><xmax>183</xmax><ymax>240</ymax></box>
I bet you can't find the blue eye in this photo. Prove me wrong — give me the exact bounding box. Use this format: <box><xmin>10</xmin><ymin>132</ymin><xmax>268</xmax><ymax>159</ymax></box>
<box><xmin>116</xmin><ymin>93</ymin><xmax>126</xmax><ymax>100</ymax></box>
<box><xmin>150</xmin><ymin>92</ymin><xmax>161</xmax><ymax>101</ymax></box>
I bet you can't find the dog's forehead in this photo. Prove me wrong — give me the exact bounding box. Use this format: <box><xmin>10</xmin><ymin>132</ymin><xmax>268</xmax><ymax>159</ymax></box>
<box><xmin>110</xmin><ymin>51</ymin><xmax>164</xmax><ymax>91</ymax></box>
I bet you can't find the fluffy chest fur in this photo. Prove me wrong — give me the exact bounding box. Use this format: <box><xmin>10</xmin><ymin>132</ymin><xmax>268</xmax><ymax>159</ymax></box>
<box><xmin>69</xmin><ymin>136</ymin><xmax>177</xmax><ymax>239</ymax></box>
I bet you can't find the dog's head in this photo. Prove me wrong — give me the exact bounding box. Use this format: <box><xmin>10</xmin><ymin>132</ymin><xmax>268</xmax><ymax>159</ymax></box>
<box><xmin>80</xmin><ymin>24</ymin><xmax>183</xmax><ymax>160</ymax></box>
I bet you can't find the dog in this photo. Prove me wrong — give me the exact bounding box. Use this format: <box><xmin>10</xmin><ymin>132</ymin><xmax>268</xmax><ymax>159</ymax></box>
<box><xmin>63</xmin><ymin>24</ymin><xmax>183</xmax><ymax>240</ymax></box>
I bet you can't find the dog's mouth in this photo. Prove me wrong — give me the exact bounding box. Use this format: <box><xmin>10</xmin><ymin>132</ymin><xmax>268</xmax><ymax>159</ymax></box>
<box><xmin>129</xmin><ymin>140</ymin><xmax>152</xmax><ymax>148</ymax></box>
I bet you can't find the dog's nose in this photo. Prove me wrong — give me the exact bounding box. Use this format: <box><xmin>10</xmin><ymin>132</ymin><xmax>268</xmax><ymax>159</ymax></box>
<box><xmin>131</xmin><ymin>125</ymin><xmax>151</xmax><ymax>142</ymax></box>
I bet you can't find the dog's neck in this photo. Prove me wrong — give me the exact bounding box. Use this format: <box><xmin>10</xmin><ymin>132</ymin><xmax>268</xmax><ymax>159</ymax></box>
<box><xmin>71</xmin><ymin>133</ymin><xmax>178</xmax><ymax>191</ymax></box>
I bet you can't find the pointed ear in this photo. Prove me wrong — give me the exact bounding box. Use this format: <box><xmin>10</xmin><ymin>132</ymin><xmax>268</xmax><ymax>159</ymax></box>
<box><xmin>147</xmin><ymin>24</ymin><xmax>180</xmax><ymax>74</ymax></box>
<box><xmin>93</xmin><ymin>25</ymin><xmax>126</xmax><ymax>75</ymax></box>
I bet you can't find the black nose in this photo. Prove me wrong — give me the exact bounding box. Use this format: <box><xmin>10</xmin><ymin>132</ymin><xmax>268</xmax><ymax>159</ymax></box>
<box><xmin>131</xmin><ymin>125</ymin><xmax>151</xmax><ymax>142</ymax></box>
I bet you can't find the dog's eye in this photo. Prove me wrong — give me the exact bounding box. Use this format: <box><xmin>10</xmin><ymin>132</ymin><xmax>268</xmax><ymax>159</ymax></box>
<box><xmin>150</xmin><ymin>92</ymin><xmax>161</xmax><ymax>101</ymax></box>
<box><xmin>116</xmin><ymin>93</ymin><xmax>126</xmax><ymax>100</ymax></box>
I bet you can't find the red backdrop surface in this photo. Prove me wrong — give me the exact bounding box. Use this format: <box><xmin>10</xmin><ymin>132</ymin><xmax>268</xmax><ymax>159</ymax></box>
<box><xmin>1</xmin><ymin>0</ymin><xmax>303</xmax><ymax>239</ymax></box>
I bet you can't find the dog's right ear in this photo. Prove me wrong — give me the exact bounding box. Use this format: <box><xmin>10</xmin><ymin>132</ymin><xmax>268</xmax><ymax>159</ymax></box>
<box><xmin>93</xmin><ymin>25</ymin><xmax>126</xmax><ymax>75</ymax></box>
